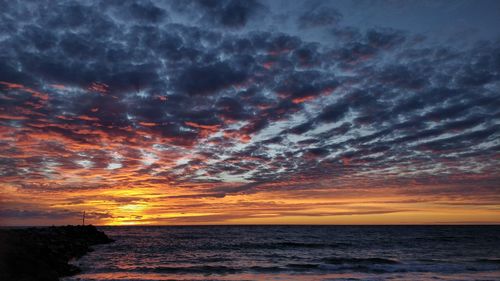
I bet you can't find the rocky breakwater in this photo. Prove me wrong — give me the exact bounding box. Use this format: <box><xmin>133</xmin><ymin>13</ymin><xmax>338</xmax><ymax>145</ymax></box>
<box><xmin>0</xmin><ymin>225</ymin><xmax>114</xmax><ymax>281</ymax></box>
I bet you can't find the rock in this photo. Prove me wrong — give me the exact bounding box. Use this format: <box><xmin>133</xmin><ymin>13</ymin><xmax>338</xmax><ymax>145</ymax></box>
<box><xmin>0</xmin><ymin>225</ymin><xmax>114</xmax><ymax>281</ymax></box>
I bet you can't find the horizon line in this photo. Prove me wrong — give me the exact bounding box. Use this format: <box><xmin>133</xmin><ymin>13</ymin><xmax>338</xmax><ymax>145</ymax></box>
<box><xmin>3</xmin><ymin>223</ymin><xmax>500</xmax><ymax>227</ymax></box>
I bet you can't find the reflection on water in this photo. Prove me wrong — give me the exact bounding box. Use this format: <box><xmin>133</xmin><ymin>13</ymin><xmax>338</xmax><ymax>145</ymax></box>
<box><xmin>69</xmin><ymin>271</ymin><xmax>500</xmax><ymax>281</ymax></box>
<box><xmin>63</xmin><ymin>226</ymin><xmax>500</xmax><ymax>281</ymax></box>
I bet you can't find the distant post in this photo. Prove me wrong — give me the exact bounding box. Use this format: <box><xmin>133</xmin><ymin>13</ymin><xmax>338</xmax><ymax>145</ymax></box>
<box><xmin>82</xmin><ymin>211</ymin><xmax>86</xmax><ymax>226</ymax></box>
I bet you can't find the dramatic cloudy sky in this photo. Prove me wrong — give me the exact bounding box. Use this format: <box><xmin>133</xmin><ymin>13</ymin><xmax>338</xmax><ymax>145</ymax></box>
<box><xmin>1</xmin><ymin>0</ymin><xmax>499</xmax><ymax>225</ymax></box>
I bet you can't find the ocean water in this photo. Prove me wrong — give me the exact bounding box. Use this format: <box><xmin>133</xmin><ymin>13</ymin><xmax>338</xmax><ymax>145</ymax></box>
<box><xmin>64</xmin><ymin>226</ymin><xmax>500</xmax><ymax>281</ymax></box>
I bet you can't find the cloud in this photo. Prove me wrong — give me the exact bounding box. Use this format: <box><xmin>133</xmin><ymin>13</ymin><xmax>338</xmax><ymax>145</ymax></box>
<box><xmin>298</xmin><ymin>5</ymin><xmax>342</xmax><ymax>29</ymax></box>
<box><xmin>176</xmin><ymin>62</ymin><xmax>248</xmax><ymax>96</ymax></box>
<box><xmin>0</xmin><ymin>0</ymin><xmax>499</xmax><ymax>224</ymax></box>
<box><xmin>171</xmin><ymin>0</ymin><xmax>264</xmax><ymax>28</ymax></box>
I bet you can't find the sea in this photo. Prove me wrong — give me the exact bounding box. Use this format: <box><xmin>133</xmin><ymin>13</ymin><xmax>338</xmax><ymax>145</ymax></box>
<box><xmin>63</xmin><ymin>226</ymin><xmax>500</xmax><ymax>281</ymax></box>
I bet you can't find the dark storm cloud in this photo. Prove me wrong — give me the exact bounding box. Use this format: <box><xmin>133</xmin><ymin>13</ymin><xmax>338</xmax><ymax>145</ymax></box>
<box><xmin>176</xmin><ymin>62</ymin><xmax>248</xmax><ymax>96</ymax></box>
<box><xmin>122</xmin><ymin>0</ymin><xmax>168</xmax><ymax>23</ymax></box>
<box><xmin>0</xmin><ymin>0</ymin><xmax>499</xmax><ymax>206</ymax></box>
<box><xmin>317</xmin><ymin>101</ymin><xmax>350</xmax><ymax>123</ymax></box>
<box><xmin>171</xmin><ymin>0</ymin><xmax>264</xmax><ymax>28</ymax></box>
<box><xmin>298</xmin><ymin>4</ymin><xmax>342</xmax><ymax>29</ymax></box>
<box><xmin>288</xmin><ymin>121</ymin><xmax>316</xmax><ymax>135</ymax></box>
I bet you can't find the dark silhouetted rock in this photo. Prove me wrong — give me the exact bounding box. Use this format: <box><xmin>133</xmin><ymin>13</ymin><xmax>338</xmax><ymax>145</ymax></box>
<box><xmin>0</xmin><ymin>225</ymin><xmax>113</xmax><ymax>281</ymax></box>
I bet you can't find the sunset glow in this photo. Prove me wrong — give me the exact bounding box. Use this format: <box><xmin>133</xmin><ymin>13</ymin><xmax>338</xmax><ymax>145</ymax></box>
<box><xmin>1</xmin><ymin>0</ymin><xmax>500</xmax><ymax>226</ymax></box>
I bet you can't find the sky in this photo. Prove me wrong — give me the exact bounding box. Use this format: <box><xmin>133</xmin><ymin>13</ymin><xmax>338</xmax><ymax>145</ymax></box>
<box><xmin>1</xmin><ymin>0</ymin><xmax>499</xmax><ymax>226</ymax></box>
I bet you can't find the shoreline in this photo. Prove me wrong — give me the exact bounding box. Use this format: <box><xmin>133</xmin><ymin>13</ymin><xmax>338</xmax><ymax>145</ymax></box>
<box><xmin>0</xmin><ymin>225</ymin><xmax>113</xmax><ymax>281</ymax></box>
